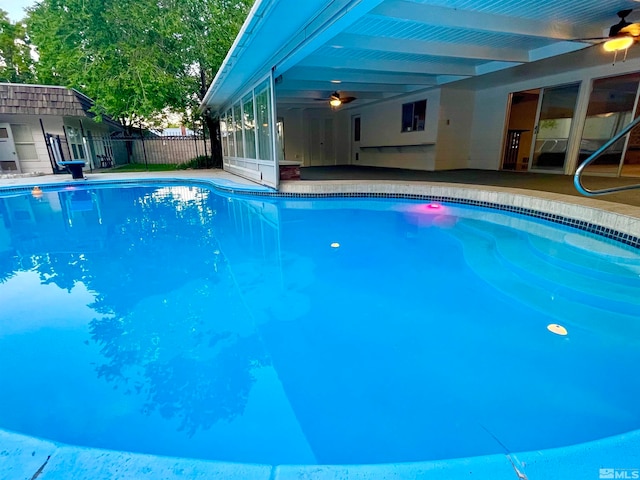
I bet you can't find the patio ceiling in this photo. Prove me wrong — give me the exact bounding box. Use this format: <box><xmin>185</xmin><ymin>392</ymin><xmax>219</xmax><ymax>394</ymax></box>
<box><xmin>273</xmin><ymin>0</ymin><xmax>640</xmax><ymax>109</ymax></box>
<box><xmin>203</xmin><ymin>0</ymin><xmax>640</xmax><ymax>112</ymax></box>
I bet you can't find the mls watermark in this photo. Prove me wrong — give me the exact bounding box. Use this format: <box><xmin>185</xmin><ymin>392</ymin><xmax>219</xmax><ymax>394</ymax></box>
<box><xmin>600</xmin><ymin>469</ymin><xmax>640</xmax><ymax>479</ymax></box>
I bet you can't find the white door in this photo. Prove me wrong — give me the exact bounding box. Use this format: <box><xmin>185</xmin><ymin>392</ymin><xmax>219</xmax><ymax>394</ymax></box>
<box><xmin>309</xmin><ymin>118</ymin><xmax>322</xmax><ymax>166</ymax></box>
<box><xmin>0</xmin><ymin>123</ymin><xmax>20</xmax><ymax>172</ymax></box>
<box><xmin>351</xmin><ymin>115</ymin><xmax>361</xmax><ymax>164</ymax></box>
<box><xmin>309</xmin><ymin>117</ymin><xmax>334</xmax><ymax>166</ymax></box>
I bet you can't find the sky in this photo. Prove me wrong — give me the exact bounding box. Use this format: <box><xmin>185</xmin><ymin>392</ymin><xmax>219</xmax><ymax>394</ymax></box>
<box><xmin>2</xmin><ymin>0</ymin><xmax>35</xmax><ymax>21</ymax></box>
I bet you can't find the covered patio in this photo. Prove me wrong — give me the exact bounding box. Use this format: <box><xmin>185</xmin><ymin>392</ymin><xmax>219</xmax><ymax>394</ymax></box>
<box><xmin>203</xmin><ymin>0</ymin><xmax>640</xmax><ymax>192</ymax></box>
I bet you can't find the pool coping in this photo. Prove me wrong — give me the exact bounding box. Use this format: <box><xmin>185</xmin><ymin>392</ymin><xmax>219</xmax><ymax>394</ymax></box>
<box><xmin>3</xmin><ymin>425</ymin><xmax>640</xmax><ymax>480</ymax></box>
<box><xmin>1</xmin><ymin>173</ymin><xmax>638</xmax><ymax>249</ymax></box>
<box><xmin>1</xmin><ymin>173</ymin><xmax>640</xmax><ymax>479</ymax></box>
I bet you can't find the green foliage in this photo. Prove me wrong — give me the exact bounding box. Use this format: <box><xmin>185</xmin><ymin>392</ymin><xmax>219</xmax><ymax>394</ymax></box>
<box><xmin>176</xmin><ymin>155</ymin><xmax>215</xmax><ymax>170</ymax></box>
<box><xmin>25</xmin><ymin>0</ymin><xmax>253</xmax><ymax>127</ymax></box>
<box><xmin>111</xmin><ymin>163</ymin><xmax>179</xmax><ymax>172</ymax></box>
<box><xmin>0</xmin><ymin>9</ymin><xmax>35</xmax><ymax>83</ymax></box>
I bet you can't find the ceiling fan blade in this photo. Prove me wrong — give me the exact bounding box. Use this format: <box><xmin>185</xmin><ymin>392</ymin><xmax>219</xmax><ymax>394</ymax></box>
<box><xmin>620</xmin><ymin>23</ymin><xmax>640</xmax><ymax>37</ymax></box>
<box><xmin>341</xmin><ymin>96</ymin><xmax>357</xmax><ymax>104</ymax></box>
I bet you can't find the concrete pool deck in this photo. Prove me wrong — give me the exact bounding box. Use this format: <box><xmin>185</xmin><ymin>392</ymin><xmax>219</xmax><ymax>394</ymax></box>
<box><xmin>1</xmin><ymin>168</ymin><xmax>640</xmax><ymax>479</ymax></box>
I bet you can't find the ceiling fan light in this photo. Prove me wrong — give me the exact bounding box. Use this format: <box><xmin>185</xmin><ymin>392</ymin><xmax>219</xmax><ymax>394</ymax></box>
<box><xmin>603</xmin><ymin>36</ymin><xmax>634</xmax><ymax>52</ymax></box>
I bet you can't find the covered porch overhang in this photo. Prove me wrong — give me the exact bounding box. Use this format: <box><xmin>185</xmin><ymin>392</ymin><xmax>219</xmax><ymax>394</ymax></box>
<box><xmin>202</xmin><ymin>0</ymin><xmax>640</xmax><ymax>188</ymax></box>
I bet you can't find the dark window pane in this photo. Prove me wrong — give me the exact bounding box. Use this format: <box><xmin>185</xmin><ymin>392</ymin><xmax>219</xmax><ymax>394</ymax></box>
<box><xmin>354</xmin><ymin>117</ymin><xmax>361</xmax><ymax>142</ymax></box>
<box><xmin>413</xmin><ymin>100</ymin><xmax>427</xmax><ymax>131</ymax></box>
<box><xmin>401</xmin><ymin>103</ymin><xmax>414</xmax><ymax>132</ymax></box>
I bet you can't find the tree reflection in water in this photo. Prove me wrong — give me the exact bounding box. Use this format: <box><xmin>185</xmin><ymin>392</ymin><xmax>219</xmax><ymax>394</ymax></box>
<box><xmin>0</xmin><ymin>185</ymin><xmax>269</xmax><ymax>436</ymax></box>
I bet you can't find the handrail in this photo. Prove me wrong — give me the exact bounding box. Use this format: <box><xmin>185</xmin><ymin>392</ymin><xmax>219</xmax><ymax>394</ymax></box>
<box><xmin>574</xmin><ymin>114</ymin><xmax>640</xmax><ymax>196</ymax></box>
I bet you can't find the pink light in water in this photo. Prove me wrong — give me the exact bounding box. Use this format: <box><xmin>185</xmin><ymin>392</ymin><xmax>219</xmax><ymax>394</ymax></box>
<box><xmin>406</xmin><ymin>203</ymin><xmax>447</xmax><ymax>214</ymax></box>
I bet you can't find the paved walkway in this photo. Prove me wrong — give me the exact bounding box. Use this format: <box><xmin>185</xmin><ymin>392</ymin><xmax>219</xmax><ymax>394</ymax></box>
<box><xmin>300</xmin><ymin>166</ymin><xmax>640</xmax><ymax>207</ymax></box>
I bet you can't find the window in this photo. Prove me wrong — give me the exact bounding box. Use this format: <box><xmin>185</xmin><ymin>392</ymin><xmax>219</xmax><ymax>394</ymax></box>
<box><xmin>66</xmin><ymin>126</ymin><xmax>86</xmax><ymax>159</ymax></box>
<box><xmin>233</xmin><ymin>103</ymin><xmax>244</xmax><ymax>157</ymax></box>
<box><xmin>401</xmin><ymin>100</ymin><xmax>427</xmax><ymax>132</ymax></box>
<box><xmin>10</xmin><ymin>124</ymin><xmax>37</xmax><ymax>160</ymax></box>
<box><xmin>276</xmin><ymin>117</ymin><xmax>285</xmax><ymax>161</ymax></box>
<box><xmin>220</xmin><ymin>113</ymin><xmax>228</xmax><ymax>157</ymax></box>
<box><xmin>227</xmin><ymin>108</ymin><xmax>235</xmax><ymax>156</ymax></box>
<box><xmin>242</xmin><ymin>93</ymin><xmax>256</xmax><ymax>159</ymax></box>
<box><xmin>255</xmin><ymin>80</ymin><xmax>272</xmax><ymax>161</ymax></box>
<box><xmin>354</xmin><ymin>116</ymin><xmax>361</xmax><ymax>142</ymax></box>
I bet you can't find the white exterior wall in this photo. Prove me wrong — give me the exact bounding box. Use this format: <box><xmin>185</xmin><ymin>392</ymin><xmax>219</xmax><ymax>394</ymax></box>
<box><xmin>468</xmin><ymin>54</ymin><xmax>640</xmax><ymax>172</ymax></box>
<box><xmin>0</xmin><ymin>114</ymin><xmax>118</xmax><ymax>174</ymax></box>
<box><xmin>276</xmin><ymin>49</ymin><xmax>640</xmax><ymax>175</ymax></box>
<box><xmin>0</xmin><ymin>115</ymin><xmax>61</xmax><ymax>174</ymax></box>
<box><xmin>435</xmin><ymin>87</ymin><xmax>475</xmax><ymax>170</ymax></box>
<box><xmin>343</xmin><ymin>89</ymin><xmax>441</xmax><ymax>170</ymax></box>
<box><xmin>280</xmin><ymin>109</ymin><xmax>305</xmax><ymax>162</ymax></box>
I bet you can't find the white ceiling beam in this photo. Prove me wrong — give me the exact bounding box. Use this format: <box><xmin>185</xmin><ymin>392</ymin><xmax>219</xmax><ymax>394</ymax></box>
<box><xmin>331</xmin><ymin>33</ymin><xmax>530</xmax><ymax>62</ymax></box>
<box><xmin>276</xmin><ymin>79</ymin><xmax>418</xmax><ymax>93</ymax></box>
<box><xmin>274</xmin><ymin>0</ymin><xmax>387</xmax><ymax>76</ymax></box>
<box><xmin>528</xmin><ymin>41</ymin><xmax>590</xmax><ymax>62</ymax></box>
<box><xmin>475</xmin><ymin>61</ymin><xmax>523</xmax><ymax>76</ymax></box>
<box><xmin>277</xmin><ymin>89</ymin><xmax>388</xmax><ymax>100</ymax></box>
<box><xmin>369</xmin><ymin>0</ymin><xmax>603</xmax><ymax>40</ymax></box>
<box><xmin>283</xmin><ymin>67</ymin><xmax>439</xmax><ymax>85</ymax></box>
<box><xmin>437</xmin><ymin>75</ymin><xmax>473</xmax><ymax>85</ymax></box>
<box><xmin>297</xmin><ymin>55</ymin><xmax>477</xmax><ymax>76</ymax></box>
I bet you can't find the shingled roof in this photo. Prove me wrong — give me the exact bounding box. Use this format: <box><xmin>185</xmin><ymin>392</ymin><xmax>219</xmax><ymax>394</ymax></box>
<box><xmin>0</xmin><ymin>83</ymin><xmax>121</xmax><ymax>128</ymax></box>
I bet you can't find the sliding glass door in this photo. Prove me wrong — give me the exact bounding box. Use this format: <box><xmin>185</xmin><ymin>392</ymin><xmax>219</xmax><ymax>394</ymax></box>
<box><xmin>530</xmin><ymin>83</ymin><xmax>581</xmax><ymax>172</ymax></box>
<box><xmin>579</xmin><ymin>73</ymin><xmax>640</xmax><ymax>177</ymax></box>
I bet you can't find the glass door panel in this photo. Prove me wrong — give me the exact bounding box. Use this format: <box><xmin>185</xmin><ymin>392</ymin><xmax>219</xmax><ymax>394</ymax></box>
<box><xmin>530</xmin><ymin>83</ymin><xmax>580</xmax><ymax>171</ymax></box>
<box><xmin>579</xmin><ymin>73</ymin><xmax>640</xmax><ymax>176</ymax></box>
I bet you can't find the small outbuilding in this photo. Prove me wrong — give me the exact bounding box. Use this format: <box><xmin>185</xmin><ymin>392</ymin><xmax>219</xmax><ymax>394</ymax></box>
<box><xmin>0</xmin><ymin>83</ymin><xmax>123</xmax><ymax>174</ymax></box>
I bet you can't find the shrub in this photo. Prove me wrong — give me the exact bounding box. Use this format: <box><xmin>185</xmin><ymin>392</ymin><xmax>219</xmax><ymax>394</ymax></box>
<box><xmin>176</xmin><ymin>155</ymin><xmax>215</xmax><ymax>170</ymax></box>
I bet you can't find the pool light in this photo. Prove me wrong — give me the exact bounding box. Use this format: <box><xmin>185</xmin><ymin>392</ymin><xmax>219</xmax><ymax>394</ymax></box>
<box><xmin>547</xmin><ymin>324</ymin><xmax>568</xmax><ymax>336</ymax></box>
<box><xmin>427</xmin><ymin>203</ymin><xmax>441</xmax><ymax>209</ymax></box>
<box><xmin>331</xmin><ymin>242</ymin><xmax>340</xmax><ymax>248</ymax></box>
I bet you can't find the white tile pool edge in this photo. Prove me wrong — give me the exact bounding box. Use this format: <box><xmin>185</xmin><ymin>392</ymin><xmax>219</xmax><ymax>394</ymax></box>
<box><xmin>1</xmin><ymin>173</ymin><xmax>639</xmax><ymax>242</ymax></box>
<box><xmin>279</xmin><ymin>180</ymin><xmax>640</xmax><ymax>241</ymax></box>
<box><xmin>3</xmin><ymin>427</ymin><xmax>640</xmax><ymax>480</ymax></box>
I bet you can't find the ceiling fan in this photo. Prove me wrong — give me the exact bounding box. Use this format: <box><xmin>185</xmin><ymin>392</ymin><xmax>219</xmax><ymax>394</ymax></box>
<box><xmin>315</xmin><ymin>91</ymin><xmax>357</xmax><ymax>107</ymax></box>
<box><xmin>575</xmin><ymin>10</ymin><xmax>640</xmax><ymax>52</ymax></box>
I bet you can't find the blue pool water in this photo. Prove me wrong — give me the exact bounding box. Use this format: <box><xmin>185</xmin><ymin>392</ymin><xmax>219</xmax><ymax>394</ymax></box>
<box><xmin>0</xmin><ymin>184</ymin><xmax>639</xmax><ymax>466</ymax></box>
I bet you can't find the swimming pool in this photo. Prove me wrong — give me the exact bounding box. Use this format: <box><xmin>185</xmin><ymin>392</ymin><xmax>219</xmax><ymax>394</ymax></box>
<box><xmin>0</xmin><ymin>180</ymin><xmax>639</xmax><ymax>478</ymax></box>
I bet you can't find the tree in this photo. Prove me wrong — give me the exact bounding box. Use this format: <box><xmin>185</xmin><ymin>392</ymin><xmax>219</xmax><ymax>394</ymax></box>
<box><xmin>26</xmin><ymin>0</ymin><xmax>253</xmax><ymax>149</ymax></box>
<box><xmin>178</xmin><ymin>0</ymin><xmax>253</xmax><ymax>166</ymax></box>
<box><xmin>27</xmin><ymin>0</ymin><xmax>190</xmax><ymax>130</ymax></box>
<box><xmin>0</xmin><ymin>9</ymin><xmax>35</xmax><ymax>83</ymax></box>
